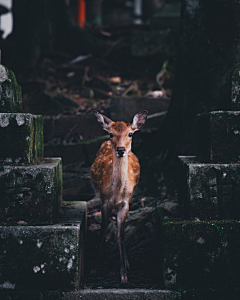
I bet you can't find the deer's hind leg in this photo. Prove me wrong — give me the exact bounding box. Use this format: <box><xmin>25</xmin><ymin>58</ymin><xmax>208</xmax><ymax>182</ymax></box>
<box><xmin>117</xmin><ymin>200</ymin><xmax>129</xmax><ymax>284</ymax></box>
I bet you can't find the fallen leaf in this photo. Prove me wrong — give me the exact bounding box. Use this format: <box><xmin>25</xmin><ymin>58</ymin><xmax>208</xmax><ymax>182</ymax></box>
<box><xmin>17</xmin><ymin>220</ymin><xmax>28</xmax><ymax>225</ymax></box>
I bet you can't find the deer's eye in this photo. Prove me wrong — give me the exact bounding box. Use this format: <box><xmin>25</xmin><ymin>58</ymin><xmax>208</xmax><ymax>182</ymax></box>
<box><xmin>109</xmin><ymin>133</ymin><xmax>113</xmax><ymax>138</ymax></box>
<box><xmin>129</xmin><ymin>132</ymin><xmax>133</xmax><ymax>137</ymax></box>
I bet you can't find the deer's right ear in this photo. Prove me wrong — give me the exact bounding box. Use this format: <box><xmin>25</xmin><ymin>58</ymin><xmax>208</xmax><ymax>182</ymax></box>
<box><xmin>93</xmin><ymin>110</ymin><xmax>113</xmax><ymax>132</ymax></box>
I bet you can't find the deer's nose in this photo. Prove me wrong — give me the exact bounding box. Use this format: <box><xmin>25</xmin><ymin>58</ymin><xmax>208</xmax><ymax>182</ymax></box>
<box><xmin>117</xmin><ymin>147</ymin><xmax>125</xmax><ymax>157</ymax></box>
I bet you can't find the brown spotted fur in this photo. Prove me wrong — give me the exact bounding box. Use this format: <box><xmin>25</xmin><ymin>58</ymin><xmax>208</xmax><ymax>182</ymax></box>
<box><xmin>90</xmin><ymin>113</ymin><xmax>147</xmax><ymax>284</ymax></box>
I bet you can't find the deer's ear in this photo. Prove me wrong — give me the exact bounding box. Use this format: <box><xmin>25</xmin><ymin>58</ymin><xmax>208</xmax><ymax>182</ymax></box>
<box><xmin>93</xmin><ymin>110</ymin><xmax>113</xmax><ymax>132</ymax></box>
<box><xmin>131</xmin><ymin>110</ymin><xmax>148</xmax><ymax>132</ymax></box>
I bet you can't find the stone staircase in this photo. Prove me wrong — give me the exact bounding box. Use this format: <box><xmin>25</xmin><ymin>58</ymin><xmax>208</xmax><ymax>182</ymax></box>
<box><xmin>163</xmin><ymin>64</ymin><xmax>240</xmax><ymax>299</ymax></box>
<box><xmin>0</xmin><ymin>65</ymin><xmax>179</xmax><ymax>299</ymax></box>
<box><xmin>0</xmin><ymin>65</ymin><xmax>86</xmax><ymax>294</ymax></box>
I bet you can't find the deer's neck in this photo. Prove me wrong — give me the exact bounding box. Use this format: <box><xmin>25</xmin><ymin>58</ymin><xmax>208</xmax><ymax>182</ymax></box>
<box><xmin>112</xmin><ymin>153</ymin><xmax>128</xmax><ymax>186</ymax></box>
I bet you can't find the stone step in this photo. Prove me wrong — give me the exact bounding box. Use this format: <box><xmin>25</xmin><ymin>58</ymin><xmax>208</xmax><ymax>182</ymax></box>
<box><xmin>0</xmin><ymin>65</ymin><xmax>22</xmax><ymax>113</ymax></box>
<box><xmin>43</xmin><ymin>97</ymin><xmax>170</xmax><ymax>145</ymax></box>
<box><xmin>178</xmin><ymin>156</ymin><xmax>240</xmax><ymax>220</ymax></box>
<box><xmin>162</xmin><ymin>220</ymin><xmax>240</xmax><ymax>298</ymax></box>
<box><xmin>198</xmin><ymin>111</ymin><xmax>240</xmax><ymax>163</ymax></box>
<box><xmin>44</xmin><ymin>135</ymin><xmax>108</xmax><ymax>166</ymax></box>
<box><xmin>0</xmin><ymin>158</ymin><xmax>62</xmax><ymax>225</ymax></box>
<box><xmin>0</xmin><ymin>201</ymin><xmax>86</xmax><ymax>291</ymax></box>
<box><xmin>110</xmin><ymin>96</ymin><xmax>169</xmax><ymax>126</ymax></box>
<box><xmin>0</xmin><ymin>289</ymin><xmax>180</xmax><ymax>299</ymax></box>
<box><xmin>0</xmin><ymin>113</ymin><xmax>43</xmax><ymax>164</ymax></box>
<box><xmin>131</xmin><ymin>30</ymin><xmax>177</xmax><ymax>57</ymax></box>
<box><xmin>62</xmin><ymin>167</ymin><xmax>95</xmax><ymax>201</ymax></box>
<box><xmin>43</xmin><ymin>114</ymin><xmax>106</xmax><ymax>145</ymax></box>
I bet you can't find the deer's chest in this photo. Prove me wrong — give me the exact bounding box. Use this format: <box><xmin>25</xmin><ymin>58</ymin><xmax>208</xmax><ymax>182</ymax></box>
<box><xmin>109</xmin><ymin>174</ymin><xmax>133</xmax><ymax>206</ymax></box>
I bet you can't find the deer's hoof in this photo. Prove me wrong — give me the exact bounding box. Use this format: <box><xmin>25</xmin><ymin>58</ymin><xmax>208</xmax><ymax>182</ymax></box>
<box><xmin>121</xmin><ymin>272</ymin><xmax>128</xmax><ymax>284</ymax></box>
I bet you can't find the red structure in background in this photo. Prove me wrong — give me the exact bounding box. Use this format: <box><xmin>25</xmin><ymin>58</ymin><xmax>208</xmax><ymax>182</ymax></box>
<box><xmin>77</xmin><ymin>0</ymin><xmax>86</xmax><ymax>28</ymax></box>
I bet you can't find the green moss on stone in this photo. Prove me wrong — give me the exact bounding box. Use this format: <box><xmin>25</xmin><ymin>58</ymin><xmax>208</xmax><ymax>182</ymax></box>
<box><xmin>32</xmin><ymin>115</ymin><xmax>44</xmax><ymax>162</ymax></box>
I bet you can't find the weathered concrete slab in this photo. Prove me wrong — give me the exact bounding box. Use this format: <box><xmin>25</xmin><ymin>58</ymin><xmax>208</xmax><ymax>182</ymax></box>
<box><xmin>162</xmin><ymin>220</ymin><xmax>240</xmax><ymax>299</ymax></box>
<box><xmin>0</xmin><ymin>113</ymin><xmax>43</xmax><ymax>164</ymax></box>
<box><xmin>0</xmin><ymin>289</ymin><xmax>180</xmax><ymax>300</ymax></box>
<box><xmin>0</xmin><ymin>158</ymin><xmax>62</xmax><ymax>225</ymax></box>
<box><xmin>63</xmin><ymin>167</ymin><xmax>95</xmax><ymax>201</ymax></box>
<box><xmin>0</xmin><ymin>201</ymin><xmax>86</xmax><ymax>291</ymax></box>
<box><xmin>198</xmin><ymin>111</ymin><xmax>240</xmax><ymax>162</ymax></box>
<box><xmin>178</xmin><ymin>156</ymin><xmax>240</xmax><ymax>220</ymax></box>
<box><xmin>0</xmin><ymin>65</ymin><xmax>22</xmax><ymax>113</ymax></box>
<box><xmin>44</xmin><ymin>135</ymin><xmax>108</xmax><ymax>166</ymax></box>
<box><xmin>43</xmin><ymin>114</ymin><xmax>106</xmax><ymax>144</ymax></box>
<box><xmin>110</xmin><ymin>97</ymin><xmax>170</xmax><ymax>126</ymax></box>
<box><xmin>62</xmin><ymin>289</ymin><xmax>180</xmax><ymax>300</ymax></box>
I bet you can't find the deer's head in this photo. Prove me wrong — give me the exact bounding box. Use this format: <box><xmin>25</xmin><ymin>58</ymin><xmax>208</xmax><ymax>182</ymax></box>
<box><xmin>93</xmin><ymin>110</ymin><xmax>148</xmax><ymax>157</ymax></box>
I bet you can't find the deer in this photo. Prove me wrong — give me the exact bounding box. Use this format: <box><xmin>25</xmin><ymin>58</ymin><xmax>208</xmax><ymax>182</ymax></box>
<box><xmin>90</xmin><ymin>110</ymin><xmax>148</xmax><ymax>284</ymax></box>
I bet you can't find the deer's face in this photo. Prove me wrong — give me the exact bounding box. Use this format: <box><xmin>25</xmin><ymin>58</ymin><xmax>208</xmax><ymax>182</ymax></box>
<box><xmin>93</xmin><ymin>110</ymin><xmax>148</xmax><ymax>158</ymax></box>
<box><xmin>109</xmin><ymin>122</ymin><xmax>133</xmax><ymax>157</ymax></box>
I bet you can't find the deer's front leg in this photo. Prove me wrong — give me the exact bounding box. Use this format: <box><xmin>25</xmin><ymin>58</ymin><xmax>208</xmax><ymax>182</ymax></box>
<box><xmin>91</xmin><ymin>201</ymin><xmax>112</xmax><ymax>275</ymax></box>
<box><xmin>117</xmin><ymin>200</ymin><xmax>129</xmax><ymax>284</ymax></box>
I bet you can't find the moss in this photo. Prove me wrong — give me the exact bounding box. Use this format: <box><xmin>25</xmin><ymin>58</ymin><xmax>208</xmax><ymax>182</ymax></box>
<box><xmin>32</xmin><ymin>115</ymin><xmax>44</xmax><ymax>162</ymax></box>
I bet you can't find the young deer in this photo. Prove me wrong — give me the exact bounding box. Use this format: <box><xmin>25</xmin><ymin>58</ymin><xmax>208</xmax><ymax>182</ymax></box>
<box><xmin>90</xmin><ymin>110</ymin><xmax>148</xmax><ymax>284</ymax></box>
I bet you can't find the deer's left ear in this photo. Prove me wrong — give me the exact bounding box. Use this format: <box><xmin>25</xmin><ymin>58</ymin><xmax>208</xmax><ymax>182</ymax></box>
<box><xmin>131</xmin><ymin>110</ymin><xmax>148</xmax><ymax>132</ymax></box>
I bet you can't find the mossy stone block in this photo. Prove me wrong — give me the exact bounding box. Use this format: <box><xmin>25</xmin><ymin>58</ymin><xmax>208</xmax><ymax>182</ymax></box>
<box><xmin>0</xmin><ymin>65</ymin><xmax>22</xmax><ymax>113</ymax></box>
<box><xmin>162</xmin><ymin>221</ymin><xmax>240</xmax><ymax>299</ymax></box>
<box><xmin>0</xmin><ymin>200</ymin><xmax>86</xmax><ymax>291</ymax></box>
<box><xmin>178</xmin><ymin>156</ymin><xmax>240</xmax><ymax>220</ymax></box>
<box><xmin>198</xmin><ymin>111</ymin><xmax>240</xmax><ymax>163</ymax></box>
<box><xmin>231</xmin><ymin>63</ymin><xmax>240</xmax><ymax>110</ymax></box>
<box><xmin>0</xmin><ymin>158</ymin><xmax>63</xmax><ymax>225</ymax></box>
<box><xmin>0</xmin><ymin>113</ymin><xmax>43</xmax><ymax>164</ymax></box>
